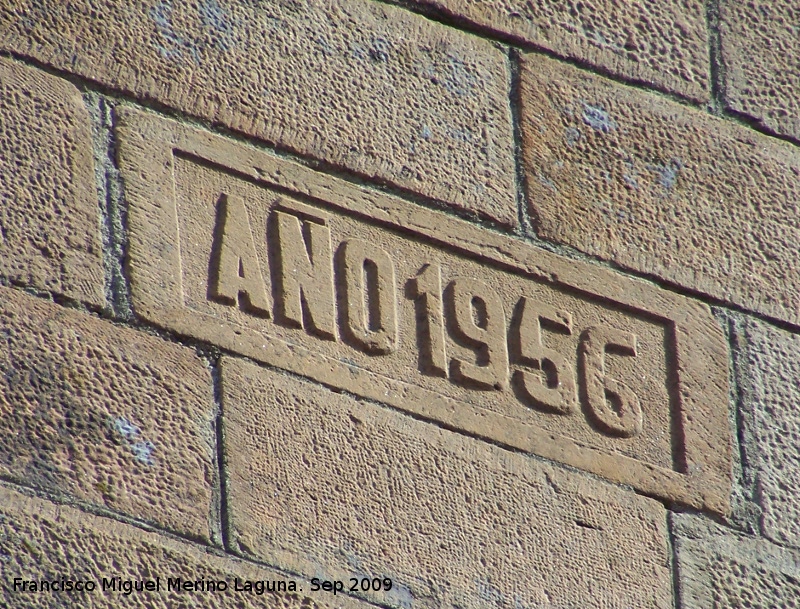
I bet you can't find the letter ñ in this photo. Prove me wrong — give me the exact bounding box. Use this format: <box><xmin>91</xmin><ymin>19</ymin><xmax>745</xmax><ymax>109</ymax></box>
<box><xmin>274</xmin><ymin>210</ymin><xmax>336</xmax><ymax>339</ymax></box>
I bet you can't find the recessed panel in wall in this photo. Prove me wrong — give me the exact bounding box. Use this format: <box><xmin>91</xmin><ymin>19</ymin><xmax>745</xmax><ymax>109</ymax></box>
<box><xmin>117</xmin><ymin>107</ymin><xmax>731</xmax><ymax>514</ymax></box>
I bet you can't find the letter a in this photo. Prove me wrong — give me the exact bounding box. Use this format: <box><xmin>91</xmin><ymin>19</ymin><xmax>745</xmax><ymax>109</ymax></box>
<box><xmin>210</xmin><ymin>193</ymin><xmax>271</xmax><ymax>316</ymax></box>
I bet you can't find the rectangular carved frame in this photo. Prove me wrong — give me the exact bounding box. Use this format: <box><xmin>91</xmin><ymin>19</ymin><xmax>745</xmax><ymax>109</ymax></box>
<box><xmin>117</xmin><ymin>107</ymin><xmax>732</xmax><ymax>514</ymax></box>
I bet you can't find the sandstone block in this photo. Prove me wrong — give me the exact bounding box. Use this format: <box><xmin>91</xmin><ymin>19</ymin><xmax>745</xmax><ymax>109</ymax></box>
<box><xmin>0</xmin><ymin>0</ymin><xmax>515</xmax><ymax>224</ymax></box>
<box><xmin>409</xmin><ymin>0</ymin><xmax>709</xmax><ymax>101</ymax></box>
<box><xmin>741</xmin><ymin>320</ymin><xmax>800</xmax><ymax>549</ymax></box>
<box><xmin>221</xmin><ymin>357</ymin><xmax>672</xmax><ymax>609</ymax></box>
<box><xmin>0</xmin><ymin>287</ymin><xmax>215</xmax><ymax>541</ymax></box>
<box><xmin>672</xmin><ymin>514</ymin><xmax>800</xmax><ymax>608</ymax></box>
<box><xmin>720</xmin><ymin>0</ymin><xmax>800</xmax><ymax>141</ymax></box>
<box><xmin>520</xmin><ymin>53</ymin><xmax>800</xmax><ymax>325</ymax></box>
<box><xmin>0</xmin><ymin>57</ymin><xmax>103</xmax><ymax>306</ymax></box>
<box><xmin>0</xmin><ymin>485</ymin><xmax>373</xmax><ymax>609</ymax></box>
<box><xmin>117</xmin><ymin>108</ymin><xmax>732</xmax><ymax>513</ymax></box>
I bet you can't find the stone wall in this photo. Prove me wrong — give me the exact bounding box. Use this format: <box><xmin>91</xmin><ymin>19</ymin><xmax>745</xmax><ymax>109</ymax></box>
<box><xmin>0</xmin><ymin>1</ymin><xmax>798</xmax><ymax>607</ymax></box>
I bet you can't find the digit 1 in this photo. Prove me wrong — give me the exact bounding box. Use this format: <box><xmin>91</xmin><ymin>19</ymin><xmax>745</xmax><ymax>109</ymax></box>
<box><xmin>410</xmin><ymin>263</ymin><xmax>447</xmax><ymax>377</ymax></box>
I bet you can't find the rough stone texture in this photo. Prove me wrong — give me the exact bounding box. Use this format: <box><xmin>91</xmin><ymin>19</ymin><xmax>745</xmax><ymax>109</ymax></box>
<box><xmin>0</xmin><ymin>0</ymin><xmax>516</xmax><ymax>225</ymax></box>
<box><xmin>519</xmin><ymin>53</ymin><xmax>800</xmax><ymax>326</ymax></box>
<box><xmin>720</xmin><ymin>0</ymin><xmax>800</xmax><ymax>142</ymax></box>
<box><xmin>741</xmin><ymin>320</ymin><xmax>800</xmax><ymax>549</ymax></box>
<box><xmin>409</xmin><ymin>0</ymin><xmax>709</xmax><ymax>101</ymax></box>
<box><xmin>0</xmin><ymin>57</ymin><xmax>104</xmax><ymax>306</ymax></box>
<box><xmin>673</xmin><ymin>514</ymin><xmax>800</xmax><ymax>609</ymax></box>
<box><xmin>0</xmin><ymin>287</ymin><xmax>215</xmax><ymax>541</ymax></box>
<box><xmin>117</xmin><ymin>108</ymin><xmax>732</xmax><ymax>514</ymax></box>
<box><xmin>222</xmin><ymin>357</ymin><xmax>672</xmax><ymax>609</ymax></box>
<box><xmin>0</xmin><ymin>485</ymin><xmax>376</xmax><ymax>609</ymax></box>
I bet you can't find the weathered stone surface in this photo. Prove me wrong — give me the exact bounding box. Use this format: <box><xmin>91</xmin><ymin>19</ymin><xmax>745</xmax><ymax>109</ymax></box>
<box><xmin>410</xmin><ymin>0</ymin><xmax>709</xmax><ymax>101</ymax></box>
<box><xmin>720</xmin><ymin>0</ymin><xmax>800</xmax><ymax>141</ymax></box>
<box><xmin>0</xmin><ymin>57</ymin><xmax>103</xmax><ymax>306</ymax></box>
<box><xmin>0</xmin><ymin>287</ymin><xmax>215</xmax><ymax>541</ymax></box>
<box><xmin>0</xmin><ymin>0</ymin><xmax>515</xmax><ymax>225</ymax></box>
<box><xmin>221</xmin><ymin>357</ymin><xmax>672</xmax><ymax>609</ymax></box>
<box><xmin>741</xmin><ymin>320</ymin><xmax>800</xmax><ymax>549</ymax></box>
<box><xmin>0</xmin><ymin>485</ymin><xmax>374</xmax><ymax>609</ymax></box>
<box><xmin>117</xmin><ymin>108</ymin><xmax>732</xmax><ymax>513</ymax></box>
<box><xmin>519</xmin><ymin>53</ymin><xmax>800</xmax><ymax>326</ymax></box>
<box><xmin>673</xmin><ymin>514</ymin><xmax>800</xmax><ymax>608</ymax></box>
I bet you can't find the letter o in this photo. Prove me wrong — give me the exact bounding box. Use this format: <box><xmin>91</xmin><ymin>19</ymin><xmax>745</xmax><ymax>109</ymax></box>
<box><xmin>340</xmin><ymin>239</ymin><xmax>398</xmax><ymax>355</ymax></box>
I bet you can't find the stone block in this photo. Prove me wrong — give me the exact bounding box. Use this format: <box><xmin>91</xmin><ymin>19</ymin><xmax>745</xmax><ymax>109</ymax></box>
<box><xmin>0</xmin><ymin>57</ymin><xmax>103</xmax><ymax>305</ymax></box>
<box><xmin>673</xmin><ymin>514</ymin><xmax>800</xmax><ymax>608</ymax></box>
<box><xmin>0</xmin><ymin>0</ymin><xmax>516</xmax><ymax>224</ymax></box>
<box><xmin>0</xmin><ymin>485</ymin><xmax>374</xmax><ymax>608</ymax></box>
<box><xmin>520</xmin><ymin>53</ymin><xmax>800</xmax><ymax>325</ymax></box>
<box><xmin>742</xmin><ymin>320</ymin><xmax>800</xmax><ymax>549</ymax></box>
<box><xmin>720</xmin><ymin>0</ymin><xmax>800</xmax><ymax>141</ymax></box>
<box><xmin>409</xmin><ymin>0</ymin><xmax>709</xmax><ymax>101</ymax></box>
<box><xmin>0</xmin><ymin>287</ymin><xmax>215</xmax><ymax>541</ymax></box>
<box><xmin>221</xmin><ymin>356</ymin><xmax>673</xmax><ymax>609</ymax></box>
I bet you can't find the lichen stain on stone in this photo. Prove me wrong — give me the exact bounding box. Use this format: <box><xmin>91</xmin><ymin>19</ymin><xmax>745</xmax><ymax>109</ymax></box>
<box><xmin>313</xmin><ymin>35</ymin><xmax>337</xmax><ymax>58</ymax></box>
<box><xmin>149</xmin><ymin>1</ymin><xmax>194</xmax><ymax>62</ymax></box>
<box><xmin>341</xmin><ymin>547</ymin><xmax>366</xmax><ymax>572</ymax></box>
<box><xmin>199</xmin><ymin>0</ymin><xmax>237</xmax><ymax>50</ymax></box>
<box><xmin>419</xmin><ymin>52</ymin><xmax>478</xmax><ymax>97</ymax></box>
<box><xmin>385</xmin><ymin>580</ymin><xmax>415</xmax><ymax>609</ymax></box>
<box><xmin>623</xmin><ymin>160</ymin><xmax>639</xmax><ymax>190</ymax></box>
<box><xmin>131</xmin><ymin>440</ymin><xmax>156</xmax><ymax>465</ymax></box>
<box><xmin>651</xmin><ymin>158</ymin><xmax>683</xmax><ymax>190</ymax></box>
<box><xmin>446</xmin><ymin>125</ymin><xmax>477</xmax><ymax>144</ymax></box>
<box><xmin>478</xmin><ymin>577</ymin><xmax>522</xmax><ymax>606</ymax></box>
<box><xmin>538</xmin><ymin>173</ymin><xmax>558</xmax><ymax>193</ymax></box>
<box><xmin>0</xmin><ymin>350</ymin><xmax>111</xmax><ymax>491</ymax></box>
<box><xmin>112</xmin><ymin>416</ymin><xmax>156</xmax><ymax>466</ymax></box>
<box><xmin>581</xmin><ymin>102</ymin><xmax>617</xmax><ymax>133</ymax></box>
<box><xmin>564</xmin><ymin>127</ymin><xmax>581</xmax><ymax>147</ymax></box>
<box><xmin>623</xmin><ymin>173</ymin><xmax>639</xmax><ymax>190</ymax></box>
<box><xmin>113</xmin><ymin>417</ymin><xmax>140</xmax><ymax>441</ymax></box>
<box><xmin>350</xmin><ymin>37</ymin><xmax>393</xmax><ymax>64</ymax></box>
<box><xmin>369</xmin><ymin>37</ymin><xmax>391</xmax><ymax>63</ymax></box>
<box><xmin>149</xmin><ymin>0</ymin><xmax>237</xmax><ymax>63</ymax></box>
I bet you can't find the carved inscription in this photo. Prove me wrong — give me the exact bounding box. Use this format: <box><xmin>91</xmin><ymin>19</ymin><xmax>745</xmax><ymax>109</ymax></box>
<box><xmin>579</xmin><ymin>326</ymin><xmax>643</xmax><ymax>438</ymax></box>
<box><xmin>409</xmin><ymin>264</ymin><xmax>447</xmax><ymax>377</ymax></box>
<box><xmin>208</xmin><ymin>196</ymin><xmax>642</xmax><ymax>436</ymax></box>
<box><xmin>176</xmin><ymin>169</ymin><xmax>674</xmax><ymax>473</ymax></box>
<box><xmin>119</xmin><ymin>108</ymin><xmax>732</xmax><ymax>513</ymax></box>
<box><xmin>273</xmin><ymin>210</ymin><xmax>336</xmax><ymax>340</ymax></box>
<box><xmin>340</xmin><ymin>239</ymin><xmax>398</xmax><ymax>355</ymax></box>
<box><xmin>210</xmin><ymin>194</ymin><xmax>271</xmax><ymax>316</ymax></box>
<box><xmin>513</xmin><ymin>298</ymin><xmax>577</xmax><ymax>415</ymax></box>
